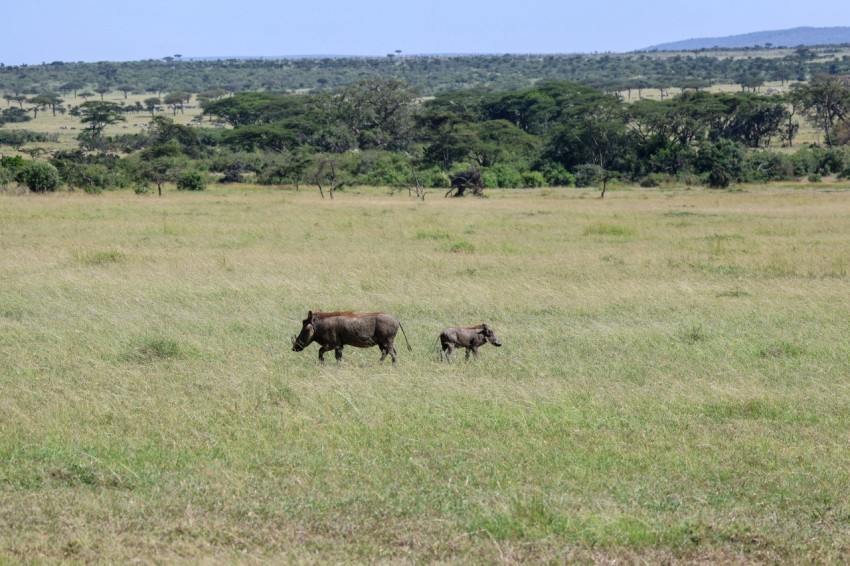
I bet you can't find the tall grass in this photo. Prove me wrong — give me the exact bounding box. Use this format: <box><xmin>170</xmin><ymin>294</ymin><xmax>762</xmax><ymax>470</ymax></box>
<box><xmin>2</xmin><ymin>185</ymin><xmax>850</xmax><ymax>562</ymax></box>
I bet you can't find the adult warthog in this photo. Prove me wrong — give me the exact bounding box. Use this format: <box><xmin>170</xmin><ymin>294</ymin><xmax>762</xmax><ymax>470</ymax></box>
<box><xmin>292</xmin><ymin>310</ymin><xmax>412</xmax><ymax>364</ymax></box>
<box><xmin>438</xmin><ymin>324</ymin><xmax>502</xmax><ymax>362</ymax></box>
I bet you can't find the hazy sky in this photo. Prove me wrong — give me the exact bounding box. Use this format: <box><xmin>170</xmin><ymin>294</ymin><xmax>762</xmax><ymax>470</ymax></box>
<box><xmin>2</xmin><ymin>0</ymin><xmax>847</xmax><ymax>64</ymax></box>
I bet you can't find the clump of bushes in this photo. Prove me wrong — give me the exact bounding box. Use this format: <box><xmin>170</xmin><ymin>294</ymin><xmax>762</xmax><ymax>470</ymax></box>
<box><xmin>176</xmin><ymin>170</ymin><xmax>207</xmax><ymax>191</ymax></box>
<box><xmin>639</xmin><ymin>173</ymin><xmax>677</xmax><ymax>187</ymax></box>
<box><xmin>574</xmin><ymin>164</ymin><xmax>604</xmax><ymax>187</ymax></box>
<box><xmin>16</xmin><ymin>161</ymin><xmax>60</xmax><ymax>192</ymax></box>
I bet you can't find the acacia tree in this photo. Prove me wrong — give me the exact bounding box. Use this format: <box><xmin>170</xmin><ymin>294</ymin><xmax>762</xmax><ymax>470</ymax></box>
<box><xmin>75</xmin><ymin>101</ymin><xmax>126</xmax><ymax>150</ymax></box>
<box><xmin>95</xmin><ymin>85</ymin><xmax>111</xmax><ymax>100</ymax></box>
<box><xmin>790</xmin><ymin>76</ymin><xmax>850</xmax><ymax>147</ymax></box>
<box><xmin>78</xmin><ymin>101</ymin><xmax>125</xmax><ymax>135</ymax></box>
<box><xmin>545</xmin><ymin>93</ymin><xmax>629</xmax><ymax>197</ymax></box>
<box><xmin>143</xmin><ymin>97</ymin><xmax>161</xmax><ymax>116</ymax></box>
<box><xmin>163</xmin><ymin>92</ymin><xmax>191</xmax><ymax>115</ymax></box>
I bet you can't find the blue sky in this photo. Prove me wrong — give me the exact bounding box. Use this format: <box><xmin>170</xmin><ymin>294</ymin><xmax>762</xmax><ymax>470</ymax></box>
<box><xmin>2</xmin><ymin>0</ymin><xmax>847</xmax><ymax>64</ymax></box>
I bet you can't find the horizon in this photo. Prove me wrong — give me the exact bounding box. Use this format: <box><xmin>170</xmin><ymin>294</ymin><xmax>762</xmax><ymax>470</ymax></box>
<box><xmin>1</xmin><ymin>1</ymin><xmax>847</xmax><ymax>66</ymax></box>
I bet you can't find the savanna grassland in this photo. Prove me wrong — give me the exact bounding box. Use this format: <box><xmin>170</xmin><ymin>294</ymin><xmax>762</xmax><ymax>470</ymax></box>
<box><xmin>2</xmin><ymin>184</ymin><xmax>850</xmax><ymax>563</ymax></box>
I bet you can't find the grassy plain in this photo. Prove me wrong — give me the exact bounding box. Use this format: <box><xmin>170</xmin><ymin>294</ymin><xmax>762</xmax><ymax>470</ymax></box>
<box><xmin>2</xmin><ymin>184</ymin><xmax>850</xmax><ymax>563</ymax></box>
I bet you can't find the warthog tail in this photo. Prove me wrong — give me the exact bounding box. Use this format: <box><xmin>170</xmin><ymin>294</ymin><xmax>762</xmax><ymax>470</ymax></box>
<box><xmin>398</xmin><ymin>321</ymin><xmax>413</xmax><ymax>352</ymax></box>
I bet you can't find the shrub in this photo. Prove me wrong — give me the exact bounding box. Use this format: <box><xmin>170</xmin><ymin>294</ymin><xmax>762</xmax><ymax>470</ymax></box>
<box><xmin>696</xmin><ymin>140</ymin><xmax>744</xmax><ymax>189</ymax></box>
<box><xmin>16</xmin><ymin>161</ymin><xmax>60</xmax><ymax>192</ymax></box>
<box><xmin>0</xmin><ymin>129</ymin><xmax>48</xmax><ymax>148</ymax></box>
<box><xmin>573</xmin><ymin>163</ymin><xmax>604</xmax><ymax>187</ymax></box>
<box><xmin>521</xmin><ymin>171</ymin><xmax>546</xmax><ymax>188</ymax></box>
<box><xmin>676</xmin><ymin>172</ymin><xmax>702</xmax><ymax>187</ymax></box>
<box><xmin>482</xmin><ymin>164</ymin><xmax>522</xmax><ymax>188</ymax></box>
<box><xmin>812</xmin><ymin>147</ymin><xmax>847</xmax><ymax>175</ymax></box>
<box><xmin>1</xmin><ymin>155</ymin><xmax>25</xmax><ymax>173</ymax></box>
<box><xmin>0</xmin><ymin>165</ymin><xmax>14</xmax><ymax>188</ymax></box>
<box><xmin>0</xmin><ymin>108</ymin><xmax>32</xmax><ymax>126</ymax></box>
<box><xmin>54</xmin><ymin>162</ymin><xmax>114</xmax><ymax>194</ymax></box>
<box><xmin>540</xmin><ymin>163</ymin><xmax>576</xmax><ymax>187</ymax></box>
<box><xmin>808</xmin><ymin>174</ymin><xmax>822</xmax><ymax>183</ymax></box>
<box><xmin>347</xmin><ymin>151</ymin><xmax>412</xmax><ymax>186</ymax></box>
<box><xmin>639</xmin><ymin>172</ymin><xmax>676</xmax><ymax>187</ymax></box>
<box><xmin>837</xmin><ymin>166</ymin><xmax>850</xmax><ymax>180</ymax></box>
<box><xmin>416</xmin><ymin>167</ymin><xmax>450</xmax><ymax>188</ymax></box>
<box><xmin>744</xmin><ymin>151</ymin><xmax>796</xmax><ymax>182</ymax></box>
<box><xmin>176</xmin><ymin>170</ymin><xmax>207</xmax><ymax>191</ymax></box>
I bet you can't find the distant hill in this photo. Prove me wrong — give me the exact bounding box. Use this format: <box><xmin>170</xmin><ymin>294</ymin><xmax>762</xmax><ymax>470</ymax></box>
<box><xmin>643</xmin><ymin>26</ymin><xmax>850</xmax><ymax>51</ymax></box>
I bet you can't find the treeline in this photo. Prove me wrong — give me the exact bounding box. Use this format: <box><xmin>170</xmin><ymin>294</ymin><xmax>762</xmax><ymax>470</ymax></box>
<box><xmin>2</xmin><ymin>77</ymin><xmax>850</xmax><ymax>195</ymax></box>
<box><xmin>2</xmin><ymin>47</ymin><xmax>850</xmax><ymax>97</ymax></box>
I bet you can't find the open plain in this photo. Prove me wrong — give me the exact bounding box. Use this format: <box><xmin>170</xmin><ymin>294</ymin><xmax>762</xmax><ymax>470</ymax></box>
<box><xmin>2</xmin><ymin>184</ymin><xmax>850</xmax><ymax>563</ymax></box>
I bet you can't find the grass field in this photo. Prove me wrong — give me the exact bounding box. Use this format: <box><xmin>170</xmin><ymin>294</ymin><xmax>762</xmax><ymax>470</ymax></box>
<box><xmin>2</xmin><ymin>184</ymin><xmax>850</xmax><ymax>563</ymax></box>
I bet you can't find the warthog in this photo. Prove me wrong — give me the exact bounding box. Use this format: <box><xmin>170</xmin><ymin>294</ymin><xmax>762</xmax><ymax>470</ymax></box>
<box><xmin>292</xmin><ymin>310</ymin><xmax>412</xmax><ymax>364</ymax></box>
<box><xmin>438</xmin><ymin>324</ymin><xmax>502</xmax><ymax>362</ymax></box>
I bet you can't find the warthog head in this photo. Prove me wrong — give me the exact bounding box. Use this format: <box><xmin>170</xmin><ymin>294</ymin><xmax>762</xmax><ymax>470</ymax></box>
<box><xmin>292</xmin><ymin>310</ymin><xmax>316</xmax><ymax>352</ymax></box>
<box><xmin>481</xmin><ymin>324</ymin><xmax>502</xmax><ymax>347</ymax></box>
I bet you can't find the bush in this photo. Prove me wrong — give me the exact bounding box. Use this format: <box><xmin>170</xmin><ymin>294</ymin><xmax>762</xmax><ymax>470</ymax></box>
<box><xmin>176</xmin><ymin>170</ymin><xmax>207</xmax><ymax>191</ymax></box>
<box><xmin>813</xmin><ymin>147</ymin><xmax>847</xmax><ymax>175</ymax></box>
<box><xmin>347</xmin><ymin>151</ymin><xmax>412</xmax><ymax>186</ymax></box>
<box><xmin>54</xmin><ymin>161</ymin><xmax>114</xmax><ymax>193</ymax></box>
<box><xmin>573</xmin><ymin>163</ymin><xmax>604</xmax><ymax>187</ymax></box>
<box><xmin>808</xmin><ymin>173</ymin><xmax>822</xmax><ymax>183</ymax></box>
<box><xmin>695</xmin><ymin>140</ymin><xmax>744</xmax><ymax>189</ymax></box>
<box><xmin>521</xmin><ymin>171</ymin><xmax>546</xmax><ymax>188</ymax></box>
<box><xmin>639</xmin><ymin>172</ymin><xmax>676</xmax><ymax>187</ymax></box>
<box><xmin>482</xmin><ymin>164</ymin><xmax>522</xmax><ymax>188</ymax></box>
<box><xmin>16</xmin><ymin>161</ymin><xmax>60</xmax><ymax>192</ymax></box>
<box><xmin>1</xmin><ymin>155</ymin><xmax>25</xmax><ymax>173</ymax></box>
<box><xmin>0</xmin><ymin>107</ymin><xmax>32</xmax><ymax>126</ymax></box>
<box><xmin>0</xmin><ymin>129</ymin><xmax>49</xmax><ymax>148</ymax></box>
<box><xmin>540</xmin><ymin>163</ymin><xmax>576</xmax><ymax>187</ymax></box>
<box><xmin>837</xmin><ymin>167</ymin><xmax>850</xmax><ymax>180</ymax></box>
<box><xmin>676</xmin><ymin>172</ymin><xmax>702</xmax><ymax>187</ymax></box>
<box><xmin>744</xmin><ymin>151</ymin><xmax>796</xmax><ymax>182</ymax></box>
<box><xmin>416</xmin><ymin>167</ymin><xmax>450</xmax><ymax>188</ymax></box>
<box><xmin>0</xmin><ymin>165</ymin><xmax>14</xmax><ymax>188</ymax></box>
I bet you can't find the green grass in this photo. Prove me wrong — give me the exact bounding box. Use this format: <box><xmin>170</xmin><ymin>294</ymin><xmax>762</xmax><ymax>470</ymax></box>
<box><xmin>2</xmin><ymin>184</ymin><xmax>850</xmax><ymax>562</ymax></box>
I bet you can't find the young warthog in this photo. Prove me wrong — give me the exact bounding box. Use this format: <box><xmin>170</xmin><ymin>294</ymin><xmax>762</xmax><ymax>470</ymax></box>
<box><xmin>438</xmin><ymin>324</ymin><xmax>502</xmax><ymax>362</ymax></box>
<box><xmin>292</xmin><ymin>310</ymin><xmax>412</xmax><ymax>364</ymax></box>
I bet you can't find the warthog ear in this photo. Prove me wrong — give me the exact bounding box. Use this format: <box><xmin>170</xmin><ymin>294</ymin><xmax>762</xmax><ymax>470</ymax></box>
<box><xmin>307</xmin><ymin>310</ymin><xmax>313</xmax><ymax>319</ymax></box>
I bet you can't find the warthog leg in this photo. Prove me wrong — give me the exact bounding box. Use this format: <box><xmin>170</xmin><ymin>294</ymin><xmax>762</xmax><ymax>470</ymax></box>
<box><xmin>318</xmin><ymin>344</ymin><xmax>334</xmax><ymax>363</ymax></box>
<box><xmin>335</xmin><ymin>347</ymin><xmax>343</xmax><ymax>362</ymax></box>
<box><xmin>441</xmin><ymin>343</ymin><xmax>454</xmax><ymax>363</ymax></box>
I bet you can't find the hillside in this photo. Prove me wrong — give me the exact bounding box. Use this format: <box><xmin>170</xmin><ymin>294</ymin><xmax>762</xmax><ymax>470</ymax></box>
<box><xmin>643</xmin><ymin>26</ymin><xmax>850</xmax><ymax>51</ymax></box>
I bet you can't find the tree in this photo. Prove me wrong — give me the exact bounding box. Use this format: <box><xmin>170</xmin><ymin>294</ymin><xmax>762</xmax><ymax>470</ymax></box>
<box><xmin>60</xmin><ymin>81</ymin><xmax>84</xmax><ymax>98</ymax></box>
<box><xmin>94</xmin><ymin>84</ymin><xmax>111</xmax><ymax>100</ymax></box>
<box><xmin>329</xmin><ymin>78</ymin><xmax>418</xmax><ymax>151</ymax></box>
<box><xmin>131</xmin><ymin>155</ymin><xmax>183</xmax><ymax>196</ymax></box>
<box><xmin>143</xmin><ymin>97</ymin><xmax>161</xmax><ymax>116</ymax></box>
<box><xmin>163</xmin><ymin>92</ymin><xmax>190</xmax><ymax>115</ymax></box>
<box><xmin>545</xmin><ymin>93</ymin><xmax>629</xmax><ymax>197</ymax></box>
<box><xmin>790</xmin><ymin>76</ymin><xmax>850</xmax><ymax>147</ymax></box>
<box><xmin>116</xmin><ymin>84</ymin><xmax>135</xmax><ymax>99</ymax></box>
<box><xmin>29</xmin><ymin>93</ymin><xmax>65</xmax><ymax>117</ymax></box>
<box><xmin>306</xmin><ymin>154</ymin><xmax>349</xmax><ymax>199</ymax></box>
<box><xmin>78</xmin><ymin>101</ymin><xmax>126</xmax><ymax>136</ymax></box>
